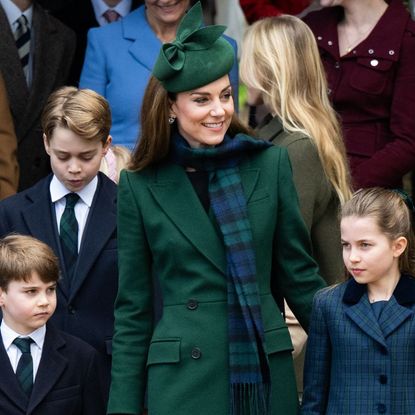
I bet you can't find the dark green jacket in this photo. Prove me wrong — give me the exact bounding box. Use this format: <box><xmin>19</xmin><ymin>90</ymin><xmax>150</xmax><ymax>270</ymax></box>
<box><xmin>108</xmin><ymin>145</ymin><xmax>326</xmax><ymax>415</ymax></box>
<box><xmin>258</xmin><ymin>116</ymin><xmax>344</xmax><ymax>285</ymax></box>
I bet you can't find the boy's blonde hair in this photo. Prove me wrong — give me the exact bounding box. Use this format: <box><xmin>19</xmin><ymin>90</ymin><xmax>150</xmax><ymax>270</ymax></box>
<box><xmin>240</xmin><ymin>15</ymin><xmax>352</xmax><ymax>205</ymax></box>
<box><xmin>342</xmin><ymin>188</ymin><xmax>415</xmax><ymax>276</ymax></box>
<box><xmin>0</xmin><ymin>234</ymin><xmax>60</xmax><ymax>290</ymax></box>
<box><xmin>41</xmin><ymin>86</ymin><xmax>111</xmax><ymax>144</ymax></box>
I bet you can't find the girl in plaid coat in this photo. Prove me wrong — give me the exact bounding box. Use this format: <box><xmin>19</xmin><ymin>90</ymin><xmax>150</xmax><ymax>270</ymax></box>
<box><xmin>302</xmin><ymin>187</ymin><xmax>415</xmax><ymax>414</ymax></box>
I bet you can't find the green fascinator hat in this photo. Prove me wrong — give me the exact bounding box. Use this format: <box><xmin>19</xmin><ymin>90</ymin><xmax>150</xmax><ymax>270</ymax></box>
<box><xmin>152</xmin><ymin>2</ymin><xmax>235</xmax><ymax>93</ymax></box>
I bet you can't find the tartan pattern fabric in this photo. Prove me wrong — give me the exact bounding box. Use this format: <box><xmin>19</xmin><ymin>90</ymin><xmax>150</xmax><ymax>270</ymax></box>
<box><xmin>170</xmin><ymin>132</ymin><xmax>272</xmax><ymax>415</ymax></box>
<box><xmin>302</xmin><ymin>276</ymin><xmax>415</xmax><ymax>414</ymax></box>
<box><xmin>13</xmin><ymin>337</ymin><xmax>34</xmax><ymax>396</ymax></box>
<box><xmin>14</xmin><ymin>15</ymin><xmax>30</xmax><ymax>80</ymax></box>
<box><xmin>59</xmin><ymin>193</ymin><xmax>80</xmax><ymax>282</ymax></box>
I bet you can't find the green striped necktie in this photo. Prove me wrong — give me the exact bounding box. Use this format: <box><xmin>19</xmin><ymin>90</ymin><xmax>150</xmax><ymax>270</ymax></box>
<box><xmin>60</xmin><ymin>193</ymin><xmax>80</xmax><ymax>281</ymax></box>
<box><xmin>13</xmin><ymin>337</ymin><xmax>34</xmax><ymax>396</ymax></box>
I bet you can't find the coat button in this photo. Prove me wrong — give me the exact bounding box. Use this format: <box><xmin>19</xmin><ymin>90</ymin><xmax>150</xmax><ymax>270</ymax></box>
<box><xmin>191</xmin><ymin>347</ymin><xmax>201</xmax><ymax>359</ymax></box>
<box><xmin>68</xmin><ymin>305</ymin><xmax>75</xmax><ymax>315</ymax></box>
<box><xmin>187</xmin><ymin>299</ymin><xmax>198</xmax><ymax>310</ymax></box>
<box><xmin>389</xmin><ymin>50</ymin><xmax>395</xmax><ymax>55</ymax></box>
<box><xmin>368</xmin><ymin>48</ymin><xmax>374</xmax><ymax>54</ymax></box>
<box><xmin>317</xmin><ymin>36</ymin><xmax>322</xmax><ymax>40</ymax></box>
<box><xmin>370</xmin><ymin>59</ymin><xmax>379</xmax><ymax>67</ymax></box>
<box><xmin>328</xmin><ymin>40</ymin><xmax>333</xmax><ymax>46</ymax></box>
<box><xmin>379</xmin><ymin>374</ymin><xmax>387</xmax><ymax>384</ymax></box>
<box><xmin>335</xmin><ymin>61</ymin><xmax>340</xmax><ymax>69</ymax></box>
<box><xmin>377</xmin><ymin>403</ymin><xmax>386</xmax><ymax>413</ymax></box>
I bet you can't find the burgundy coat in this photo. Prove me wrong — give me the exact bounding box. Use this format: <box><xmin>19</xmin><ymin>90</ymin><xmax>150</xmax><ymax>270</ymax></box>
<box><xmin>304</xmin><ymin>0</ymin><xmax>415</xmax><ymax>189</ymax></box>
<box><xmin>240</xmin><ymin>0</ymin><xmax>311</xmax><ymax>24</ymax></box>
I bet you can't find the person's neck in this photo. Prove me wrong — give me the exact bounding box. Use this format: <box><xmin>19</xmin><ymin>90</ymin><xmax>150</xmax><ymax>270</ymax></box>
<box><xmin>341</xmin><ymin>0</ymin><xmax>388</xmax><ymax>31</ymax></box>
<box><xmin>103</xmin><ymin>0</ymin><xmax>122</xmax><ymax>8</ymax></box>
<box><xmin>11</xmin><ymin>0</ymin><xmax>32</xmax><ymax>12</ymax></box>
<box><xmin>146</xmin><ymin>14</ymin><xmax>178</xmax><ymax>43</ymax></box>
<box><xmin>367</xmin><ymin>269</ymin><xmax>401</xmax><ymax>303</ymax></box>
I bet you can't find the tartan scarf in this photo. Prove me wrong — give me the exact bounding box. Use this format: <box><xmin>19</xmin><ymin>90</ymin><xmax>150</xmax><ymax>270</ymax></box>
<box><xmin>170</xmin><ymin>132</ymin><xmax>272</xmax><ymax>415</ymax></box>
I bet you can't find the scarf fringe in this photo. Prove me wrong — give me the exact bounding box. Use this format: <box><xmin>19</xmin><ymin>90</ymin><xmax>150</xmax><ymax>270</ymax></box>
<box><xmin>231</xmin><ymin>382</ymin><xmax>270</xmax><ymax>415</ymax></box>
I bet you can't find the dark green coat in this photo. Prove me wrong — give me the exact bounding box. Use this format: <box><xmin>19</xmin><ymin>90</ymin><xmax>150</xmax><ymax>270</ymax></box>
<box><xmin>107</xmin><ymin>145</ymin><xmax>326</xmax><ymax>415</ymax></box>
<box><xmin>257</xmin><ymin>116</ymin><xmax>343</xmax><ymax>285</ymax></box>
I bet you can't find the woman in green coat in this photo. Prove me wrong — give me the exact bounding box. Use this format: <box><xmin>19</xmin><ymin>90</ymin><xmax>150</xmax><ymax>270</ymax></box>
<box><xmin>107</xmin><ymin>4</ymin><xmax>326</xmax><ymax>415</ymax></box>
<box><xmin>240</xmin><ymin>15</ymin><xmax>352</xmax><ymax>395</ymax></box>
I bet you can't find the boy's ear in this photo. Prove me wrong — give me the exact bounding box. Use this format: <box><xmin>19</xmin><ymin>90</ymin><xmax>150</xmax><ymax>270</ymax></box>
<box><xmin>102</xmin><ymin>135</ymin><xmax>112</xmax><ymax>155</ymax></box>
<box><xmin>0</xmin><ymin>288</ymin><xmax>5</xmax><ymax>306</ymax></box>
<box><xmin>43</xmin><ymin>133</ymin><xmax>50</xmax><ymax>155</ymax></box>
<box><xmin>392</xmin><ymin>236</ymin><xmax>408</xmax><ymax>258</ymax></box>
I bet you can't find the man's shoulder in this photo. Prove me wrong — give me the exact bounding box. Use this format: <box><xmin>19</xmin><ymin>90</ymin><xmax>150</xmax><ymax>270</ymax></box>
<box><xmin>46</xmin><ymin>324</ymin><xmax>96</xmax><ymax>357</ymax></box>
<box><xmin>0</xmin><ymin>177</ymin><xmax>50</xmax><ymax>210</ymax></box>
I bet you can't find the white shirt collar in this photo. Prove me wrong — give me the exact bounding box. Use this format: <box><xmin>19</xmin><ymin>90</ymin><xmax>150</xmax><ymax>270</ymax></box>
<box><xmin>91</xmin><ymin>0</ymin><xmax>132</xmax><ymax>20</ymax></box>
<box><xmin>0</xmin><ymin>0</ymin><xmax>33</xmax><ymax>28</ymax></box>
<box><xmin>1</xmin><ymin>320</ymin><xmax>46</xmax><ymax>350</ymax></box>
<box><xmin>50</xmin><ymin>175</ymin><xmax>98</xmax><ymax>208</ymax></box>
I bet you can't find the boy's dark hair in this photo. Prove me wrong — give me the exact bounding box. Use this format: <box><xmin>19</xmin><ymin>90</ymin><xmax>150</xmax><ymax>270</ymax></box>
<box><xmin>0</xmin><ymin>234</ymin><xmax>60</xmax><ymax>290</ymax></box>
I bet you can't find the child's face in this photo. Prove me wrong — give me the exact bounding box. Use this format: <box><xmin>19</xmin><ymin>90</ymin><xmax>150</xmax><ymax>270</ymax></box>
<box><xmin>44</xmin><ymin>127</ymin><xmax>111</xmax><ymax>193</ymax></box>
<box><xmin>0</xmin><ymin>272</ymin><xmax>57</xmax><ymax>335</ymax></box>
<box><xmin>341</xmin><ymin>216</ymin><xmax>406</xmax><ymax>287</ymax></box>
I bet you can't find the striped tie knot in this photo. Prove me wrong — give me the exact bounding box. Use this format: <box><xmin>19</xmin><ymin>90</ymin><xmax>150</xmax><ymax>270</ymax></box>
<box><xmin>103</xmin><ymin>9</ymin><xmax>120</xmax><ymax>23</ymax></box>
<box><xmin>13</xmin><ymin>337</ymin><xmax>33</xmax><ymax>353</ymax></box>
<box><xmin>65</xmin><ymin>192</ymin><xmax>80</xmax><ymax>209</ymax></box>
<box><xmin>14</xmin><ymin>15</ymin><xmax>31</xmax><ymax>79</ymax></box>
<box><xmin>13</xmin><ymin>337</ymin><xmax>34</xmax><ymax>396</ymax></box>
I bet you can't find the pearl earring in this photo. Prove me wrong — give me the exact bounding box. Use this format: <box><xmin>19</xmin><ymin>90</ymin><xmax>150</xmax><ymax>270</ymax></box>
<box><xmin>168</xmin><ymin>116</ymin><xmax>176</xmax><ymax>124</ymax></box>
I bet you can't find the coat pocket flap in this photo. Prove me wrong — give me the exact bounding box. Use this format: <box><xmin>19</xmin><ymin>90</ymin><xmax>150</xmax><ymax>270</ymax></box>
<box><xmin>264</xmin><ymin>327</ymin><xmax>293</xmax><ymax>355</ymax></box>
<box><xmin>146</xmin><ymin>338</ymin><xmax>181</xmax><ymax>366</ymax></box>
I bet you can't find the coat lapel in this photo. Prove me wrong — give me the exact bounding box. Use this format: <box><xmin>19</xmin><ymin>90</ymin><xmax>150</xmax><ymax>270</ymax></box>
<box><xmin>0</xmin><ymin>6</ymin><xmax>30</xmax><ymax>129</ymax></box>
<box><xmin>22</xmin><ymin>4</ymin><xmax>62</xmax><ymax>140</ymax></box>
<box><xmin>69</xmin><ymin>175</ymin><xmax>116</xmax><ymax>301</ymax></box>
<box><xmin>345</xmin><ymin>295</ymin><xmax>387</xmax><ymax>348</ymax></box>
<box><xmin>149</xmin><ymin>162</ymin><xmax>260</xmax><ymax>274</ymax></box>
<box><xmin>0</xmin><ymin>333</ymin><xmax>28</xmax><ymax>413</ymax></box>
<box><xmin>123</xmin><ymin>7</ymin><xmax>161</xmax><ymax>72</ymax></box>
<box><xmin>20</xmin><ymin>177</ymin><xmax>70</xmax><ymax>299</ymax></box>
<box><xmin>27</xmin><ymin>326</ymin><xmax>68</xmax><ymax>414</ymax></box>
<box><xmin>378</xmin><ymin>296</ymin><xmax>413</xmax><ymax>338</ymax></box>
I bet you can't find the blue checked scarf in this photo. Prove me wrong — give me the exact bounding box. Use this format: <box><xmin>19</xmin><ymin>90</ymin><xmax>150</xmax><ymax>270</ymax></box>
<box><xmin>170</xmin><ymin>132</ymin><xmax>272</xmax><ymax>415</ymax></box>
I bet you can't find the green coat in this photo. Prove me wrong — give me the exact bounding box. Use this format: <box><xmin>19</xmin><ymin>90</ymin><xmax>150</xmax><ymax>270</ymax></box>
<box><xmin>107</xmin><ymin>145</ymin><xmax>326</xmax><ymax>415</ymax></box>
<box><xmin>257</xmin><ymin>116</ymin><xmax>344</xmax><ymax>285</ymax></box>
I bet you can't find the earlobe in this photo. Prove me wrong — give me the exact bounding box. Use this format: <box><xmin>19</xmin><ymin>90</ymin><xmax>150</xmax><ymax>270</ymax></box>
<box><xmin>393</xmin><ymin>236</ymin><xmax>408</xmax><ymax>258</ymax></box>
<box><xmin>103</xmin><ymin>136</ymin><xmax>112</xmax><ymax>155</ymax></box>
<box><xmin>43</xmin><ymin>134</ymin><xmax>50</xmax><ymax>155</ymax></box>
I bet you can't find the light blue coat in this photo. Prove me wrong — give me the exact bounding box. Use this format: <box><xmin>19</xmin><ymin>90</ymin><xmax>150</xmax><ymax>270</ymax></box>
<box><xmin>80</xmin><ymin>5</ymin><xmax>239</xmax><ymax>149</ymax></box>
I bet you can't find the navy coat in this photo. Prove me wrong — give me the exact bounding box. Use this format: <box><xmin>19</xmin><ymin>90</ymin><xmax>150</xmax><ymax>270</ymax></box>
<box><xmin>0</xmin><ymin>173</ymin><xmax>118</xmax><ymax>396</ymax></box>
<box><xmin>0</xmin><ymin>323</ymin><xmax>105</xmax><ymax>415</ymax></box>
<box><xmin>302</xmin><ymin>275</ymin><xmax>415</xmax><ymax>414</ymax></box>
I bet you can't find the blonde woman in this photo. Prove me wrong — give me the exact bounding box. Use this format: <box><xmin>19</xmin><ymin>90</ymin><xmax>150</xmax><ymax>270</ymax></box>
<box><xmin>240</xmin><ymin>14</ymin><xmax>352</xmax><ymax>393</ymax></box>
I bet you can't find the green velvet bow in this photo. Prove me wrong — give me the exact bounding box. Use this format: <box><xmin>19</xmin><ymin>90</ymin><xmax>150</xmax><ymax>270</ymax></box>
<box><xmin>153</xmin><ymin>2</ymin><xmax>227</xmax><ymax>81</ymax></box>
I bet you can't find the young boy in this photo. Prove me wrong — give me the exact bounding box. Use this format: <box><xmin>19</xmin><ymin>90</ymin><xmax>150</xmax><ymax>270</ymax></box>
<box><xmin>0</xmin><ymin>234</ymin><xmax>105</xmax><ymax>414</ymax></box>
<box><xmin>0</xmin><ymin>87</ymin><xmax>118</xmax><ymax>399</ymax></box>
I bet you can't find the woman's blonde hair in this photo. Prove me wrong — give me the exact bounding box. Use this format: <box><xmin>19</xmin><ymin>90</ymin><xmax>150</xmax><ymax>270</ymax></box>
<box><xmin>130</xmin><ymin>76</ymin><xmax>252</xmax><ymax>171</ymax></box>
<box><xmin>100</xmin><ymin>145</ymin><xmax>131</xmax><ymax>183</ymax></box>
<box><xmin>342</xmin><ymin>188</ymin><xmax>415</xmax><ymax>276</ymax></box>
<box><xmin>240</xmin><ymin>15</ymin><xmax>352</xmax><ymax>204</ymax></box>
